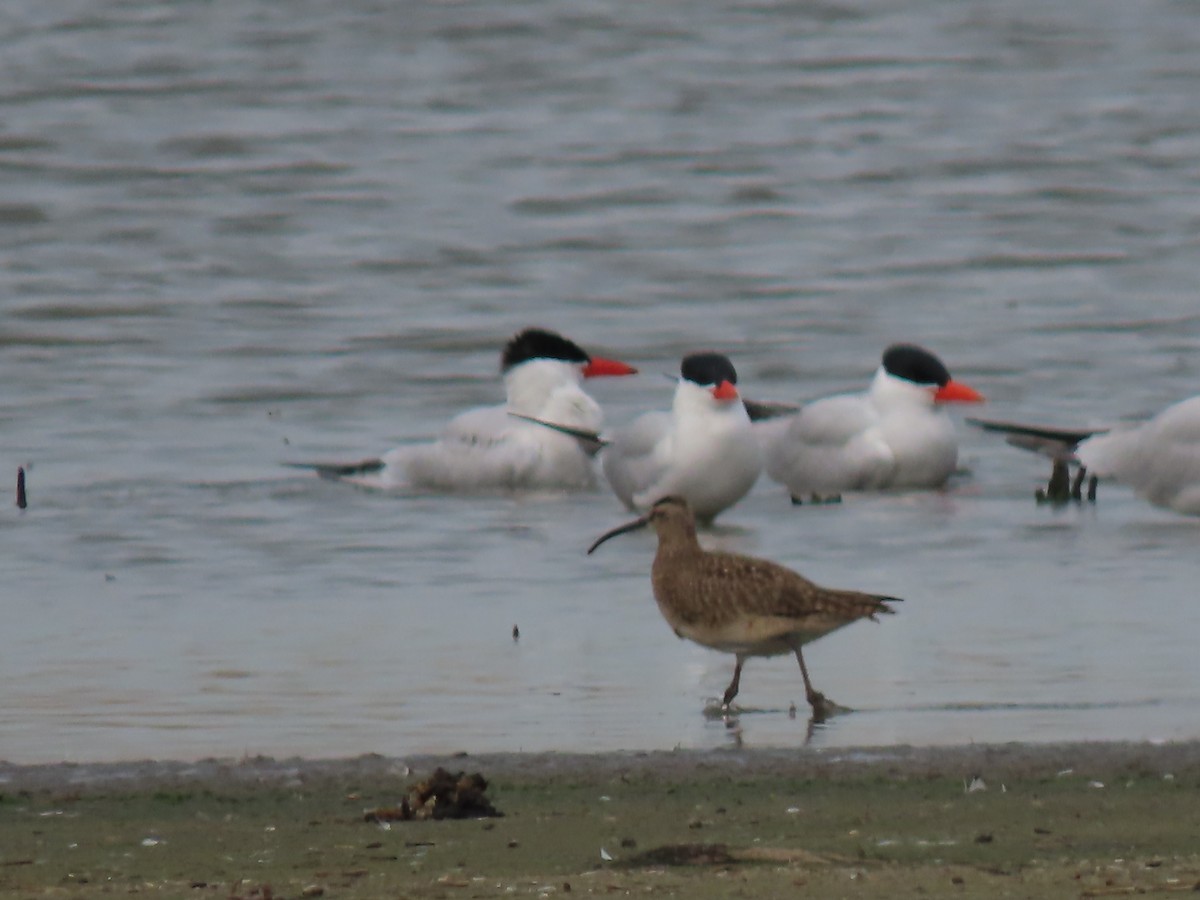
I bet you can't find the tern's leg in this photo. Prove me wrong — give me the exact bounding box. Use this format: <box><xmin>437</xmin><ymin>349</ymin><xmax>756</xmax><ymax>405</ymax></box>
<box><xmin>722</xmin><ymin>656</ymin><xmax>745</xmax><ymax>708</ymax></box>
<box><xmin>790</xmin><ymin>493</ymin><xmax>843</xmax><ymax>506</ymax></box>
<box><xmin>1037</xmin><ymin>458</ymin><xmax>1072</xmax><ymax>504</ymax></box>
<box><xmin>1070</xmin><ymin>465</ymin><xmax>1087</xmax><ymax>501</ymax></box>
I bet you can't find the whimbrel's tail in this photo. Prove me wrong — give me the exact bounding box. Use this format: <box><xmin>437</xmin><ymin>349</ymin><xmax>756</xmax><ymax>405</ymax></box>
<box><xmin>869</xmin><ymin>594</ymin><xmax>902</xmax><ymax>620</ymax></box>
<box><xmin>809</xmin><ymin>589</ymin><xmax>903</xmax><ymax>624</ymax></box>
<box><xmin>834</xmin><ymin>591</ymin><xmax>902</xmax><ymax>622</ymax></box>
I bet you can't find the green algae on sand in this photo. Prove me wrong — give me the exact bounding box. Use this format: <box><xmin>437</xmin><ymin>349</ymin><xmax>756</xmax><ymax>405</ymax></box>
<box><xmin>2</xmin><ymin>742</ymin><xmax>1200</xmax><ymax>899</ymax></box>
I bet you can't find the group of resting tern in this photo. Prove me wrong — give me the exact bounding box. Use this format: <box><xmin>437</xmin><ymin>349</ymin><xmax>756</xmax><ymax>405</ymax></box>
<box><xmin>293</xmin><ymin>326</ymin><xmax>990</xmax><ymax>519</ymax></box>
<box><xmin>293</xmin><ymin>324</ymin><xmax>1200</xmax><ymax>520</ymax></box>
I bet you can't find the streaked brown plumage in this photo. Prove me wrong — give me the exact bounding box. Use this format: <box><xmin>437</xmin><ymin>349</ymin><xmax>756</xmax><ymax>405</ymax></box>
<box><xmin>588</xmin><ymin>495</ymin><xmax>900</xmax><ymax>721</ymax></box>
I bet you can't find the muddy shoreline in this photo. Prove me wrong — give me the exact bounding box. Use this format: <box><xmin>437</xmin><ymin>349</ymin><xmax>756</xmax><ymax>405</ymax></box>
<box><xmin>5</xmin><ymin>741</ymin><xmax>1199</xmax><ymax>899</ymax></box>
<box><xmin>4</xmin><ymin>739</ymin><xmax>1198</xmax><ymax>792</ymax></box>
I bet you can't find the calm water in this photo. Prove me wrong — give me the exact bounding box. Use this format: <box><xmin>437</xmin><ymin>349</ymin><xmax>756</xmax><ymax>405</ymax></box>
<box><xmin>2</xmin><ymin>0</ymin><xmax>1200</xmax><ymax>764</ymax></box>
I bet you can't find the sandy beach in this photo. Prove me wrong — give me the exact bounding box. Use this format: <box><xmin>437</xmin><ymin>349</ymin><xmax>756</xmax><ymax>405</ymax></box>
<box><xmin>3</xmin><ymin>741</ymin><xmax>1199</xmax><ymax>898</ymax></box>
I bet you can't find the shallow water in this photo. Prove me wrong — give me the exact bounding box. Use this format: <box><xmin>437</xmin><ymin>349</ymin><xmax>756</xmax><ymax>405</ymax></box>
<box><xmin>2</xmin><ymin>0</ymin><xmax>1200</xmax><ymax>764</ymax></box>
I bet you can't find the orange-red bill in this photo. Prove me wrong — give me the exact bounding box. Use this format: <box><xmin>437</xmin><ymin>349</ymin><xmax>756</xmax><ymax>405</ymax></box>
<box><xmin>583</xmin><ymin>357</ymin><xmax>638</xmax><ymax>378</ymax></box>
<box><xmin>711</xmin><ymin>380</ymin><xmax>740</xmax><ymax>401</ymax></box>
<box><xmin>934</xmin><ymin>379</ymin><xmax>984</xmax><ymax>404</ymax></box>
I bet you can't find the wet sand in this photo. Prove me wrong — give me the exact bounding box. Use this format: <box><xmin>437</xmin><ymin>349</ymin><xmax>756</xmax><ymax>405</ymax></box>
<box><xmin>3</xmin><ymin>741</ymin><xmax>1199</xmax><ymax>898</ymax></box>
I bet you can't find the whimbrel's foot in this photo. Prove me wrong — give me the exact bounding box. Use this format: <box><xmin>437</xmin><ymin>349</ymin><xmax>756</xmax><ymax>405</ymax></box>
<box><xmin>703</xmin><ymin>700</ymin><xmax>741</xmax><ymax>721</ymax></box>
<box><xmin>790</xmin><ymin>493</ymin><xmax>843</xmax><ymax>506</ymax></box>
<box><xmin>808</xmin><ymin>692</ymin><xmax>831</xmax><ymax>723</ymax></box>
<box><xmin>807</xmin><ymin>692</ymin><xmax>853</xmax><ymax>723</ymax></box>
<box><xmin>700</xmin><ymin>697</ymin><xmax>727</xmax><ymax>720</ymax></box>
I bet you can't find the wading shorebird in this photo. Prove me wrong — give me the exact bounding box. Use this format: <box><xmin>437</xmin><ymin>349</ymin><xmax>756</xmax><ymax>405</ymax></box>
<box><xmin>287</xmin><ymin>328</ymin><xmax>637</xmax><ymax>492</ymax></box>
<box><xmin>756</xmin><ymin>343</ymin><xmax>984</xmax><ymax>503</ymax></box>
<box><xmin>587</xmin><ymin>495</ymin><xmax>901</xmax><ymax>721</ymax></box>
<box><xmin>970</xmin><ymin>393</ymin><xmax>1200</xmax><ymax>516</ymax></box>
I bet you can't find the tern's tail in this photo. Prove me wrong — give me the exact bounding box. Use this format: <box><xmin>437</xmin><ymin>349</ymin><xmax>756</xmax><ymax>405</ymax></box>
<box><xmin>967</xmin><ymin>417</ymin><xmax>1107</xmax><ymax>461</ymax></box>
<box><xmin>283</xmin><ymin>458</ymin><xmax>385</xmax><ymax>480</ymax></box>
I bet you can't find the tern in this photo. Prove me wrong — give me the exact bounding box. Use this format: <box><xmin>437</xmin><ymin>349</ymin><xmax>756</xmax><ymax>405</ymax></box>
<box><xmin>600</xmin><ymin>352</ymin><xmax>763</xmax><ymax>522</ymax></box>
<box><xmin>288</xmin><ymin>328</ymin><xmax>637</xmax><ymax>491</ymax></box>
<box><xmin>757</xmin><ymin>343</ymin><xmax>984</xmax><ymax>502</ymax></box>
<box><xmin>514</xmin><ymin>352</ymin><xmax>763</xmax><ymax>521</ymax></box>
<box><xmin>971</xmin><ymin>394</ymin><xmax>1200</xmax><ymax>515</ymax></box>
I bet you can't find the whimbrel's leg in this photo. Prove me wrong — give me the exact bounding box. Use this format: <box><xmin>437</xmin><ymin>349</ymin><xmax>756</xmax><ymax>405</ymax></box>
<box><xmin>793</xmin><ymin>647</ymin><xmax>831</xmax><ymax>722</ymax></box>
<box><xmin>721</xmin><ymin>656</ymin><xmax>745</xmax><ymax>708</ymax></box>
<box><xmin>1087</xmin><ymin>474</ymin><xmax>1098</xmax><ymax>502</ymax></box>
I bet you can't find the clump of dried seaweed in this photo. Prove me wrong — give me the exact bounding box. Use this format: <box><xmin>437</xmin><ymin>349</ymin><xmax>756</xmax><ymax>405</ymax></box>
<box><xmin>364</xmin><ymin>767</ymin><xmax>502</xmax><ymax>822</ymax></box>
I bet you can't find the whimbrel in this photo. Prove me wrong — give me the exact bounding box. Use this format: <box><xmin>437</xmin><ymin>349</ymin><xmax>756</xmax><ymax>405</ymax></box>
<box><xmin>588</xmin><ymin>495</ymin><xmax>901</xmax><ymax>721</ymax></box>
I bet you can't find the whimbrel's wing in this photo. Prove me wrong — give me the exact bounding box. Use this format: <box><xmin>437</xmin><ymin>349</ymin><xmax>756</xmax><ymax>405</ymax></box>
<box><xmin>675</xmin><ymin>552</ymin><xmax>898</xmax><ymax>627</ymax></box>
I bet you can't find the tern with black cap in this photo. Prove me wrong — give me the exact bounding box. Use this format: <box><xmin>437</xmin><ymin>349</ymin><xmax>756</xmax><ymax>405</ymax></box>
<box><xmin>971</xmin><ymin>393</ymin><xmax>1200</xmax><ymax>516</ymax></box>
<box><xmin>758</xmin><ymin>343</ymin><xmax>984</xmax><ymax>502</ymax></box>
<box><xmin>288</xmin><ymin>327</ymin><xmax>637</xmax><ymax>491</ymax></box>
<box><xmin>600</xmin><ymin>352</ymin><xmax>763</xmax><ymax>523</ymax></box>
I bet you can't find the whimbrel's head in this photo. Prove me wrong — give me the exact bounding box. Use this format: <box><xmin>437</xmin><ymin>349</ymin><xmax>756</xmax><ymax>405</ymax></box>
<box><xmin>586</xmin><ymin>495</ymin><xmax>696</xmax><ymax>554</ymax></box>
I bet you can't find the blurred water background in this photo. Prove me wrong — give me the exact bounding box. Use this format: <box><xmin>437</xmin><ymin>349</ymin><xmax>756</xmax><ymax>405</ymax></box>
<box><xmin>2</xmin><ymin>0</ymin><xmax>1200</xmax><ymax>763</ymax></box>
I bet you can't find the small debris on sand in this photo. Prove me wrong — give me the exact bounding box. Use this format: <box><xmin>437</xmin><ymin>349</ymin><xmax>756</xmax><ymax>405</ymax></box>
<box><xmin>619</xmin><ymin>843</ymin><xmax>837</xmax><ymax>868</ymax></box>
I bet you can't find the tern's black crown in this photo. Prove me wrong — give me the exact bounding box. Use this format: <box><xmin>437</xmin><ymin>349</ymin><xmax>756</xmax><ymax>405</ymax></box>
<box><xmin>681</xmin><ymin>352</ymin><xmax>738</xmax><ymax>386</ymax></box>
<box><xmin>882</xmin><ymin>344</ymin><xmax>951</xmax><ymax>387</ymax></box>
<box><xmin>501</xmin><ymin>328</ymin><xmax>590</xmax><ymax>372</ymax></box>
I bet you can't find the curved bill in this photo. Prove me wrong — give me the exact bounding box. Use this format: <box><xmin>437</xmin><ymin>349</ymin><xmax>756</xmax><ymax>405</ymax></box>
<box><xmin>586</xmin><ymin>515</ymin><xmax>650</xmax><ymax>555</ymax></box>
<box><xmin>934</xmin><ymin>379</ymin><xmax>984</xmax><ymax>404</ymax></box>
